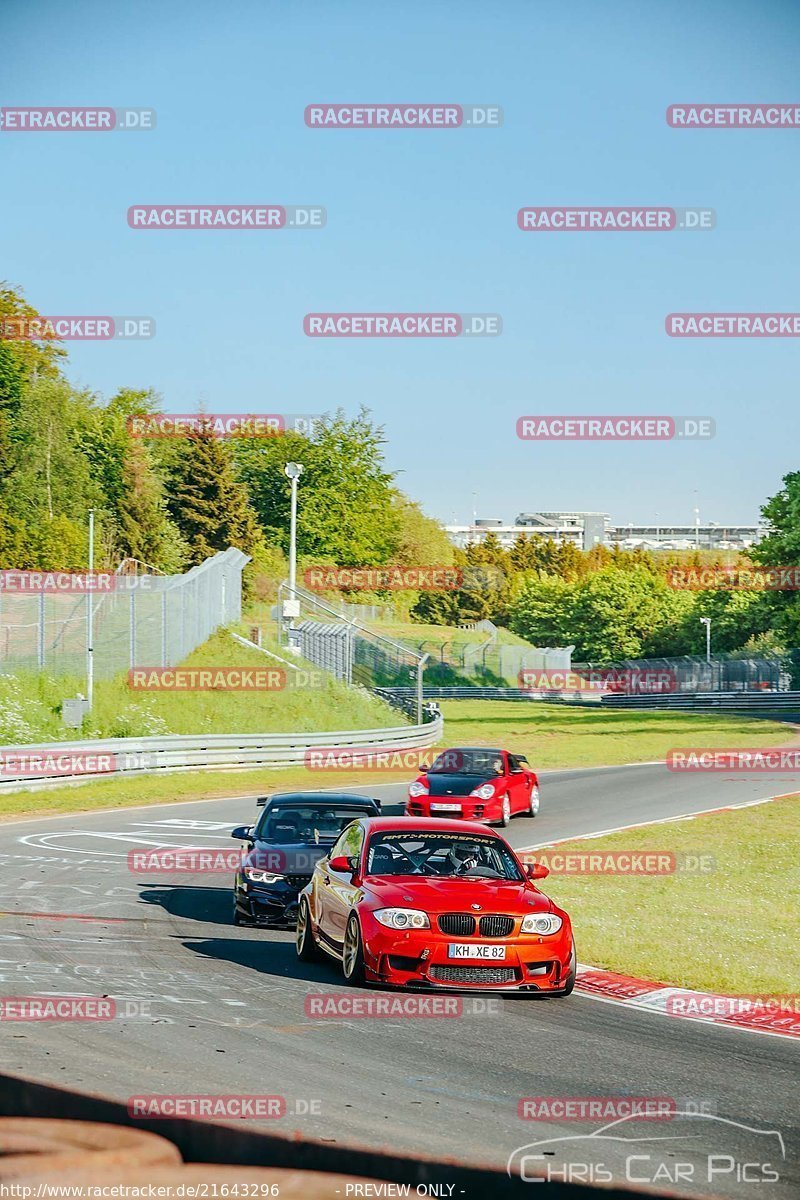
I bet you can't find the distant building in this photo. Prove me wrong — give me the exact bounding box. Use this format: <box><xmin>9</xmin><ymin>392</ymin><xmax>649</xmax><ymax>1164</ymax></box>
<box><xmin>444</xmin><ymin>511</ymin><xmax>765</xmax><ymax>552</ymax></box>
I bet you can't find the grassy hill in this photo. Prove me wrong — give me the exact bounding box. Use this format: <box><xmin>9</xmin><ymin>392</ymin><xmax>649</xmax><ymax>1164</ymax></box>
<box><xmin>0</xmin><ymin>627</ymin><xmax>398</xmax><ymax>744</ymax></box>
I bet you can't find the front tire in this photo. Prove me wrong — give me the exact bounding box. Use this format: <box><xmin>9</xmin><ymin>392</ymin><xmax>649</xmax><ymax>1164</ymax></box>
<box><xmin>554</xmin><ymin>942</ymin><xmax>576</xmax><ymax>997</ymax></box>
<box><xmin>498</xmin><ymin>794</ymin><xmax>511</xmax><ymax>827</ymax></box>
<box><xmin>342</xmin><ymin>914</ymin><xmax>366</xmax><ymax>985</ymax></box>
<box><xmin>296</xmin><ymin>898</ymin><xmax>321</xmax><ymax>961</ymax></box>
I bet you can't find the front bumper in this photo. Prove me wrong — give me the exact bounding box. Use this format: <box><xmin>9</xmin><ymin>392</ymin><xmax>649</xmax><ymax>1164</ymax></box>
<box><xmin>234</xmin><ymin>874</ymin><xmax>309</xmax><ymax>926</ymax></box>
<box><xmin>360</xmin><ymin>918</ymin><xmax>574</xmax><ymax>992</ymax></box>
<box><xmin>406</xmin><ymin>797</ymin><xmax>492</xmax><ymax>822</ymax></box>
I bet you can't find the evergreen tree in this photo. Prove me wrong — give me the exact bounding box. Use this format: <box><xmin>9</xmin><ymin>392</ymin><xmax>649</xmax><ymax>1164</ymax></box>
<box><xmin>167</xmin><ymin>422</ymin><xmax>262</xmax><ymax>564</ymax></box>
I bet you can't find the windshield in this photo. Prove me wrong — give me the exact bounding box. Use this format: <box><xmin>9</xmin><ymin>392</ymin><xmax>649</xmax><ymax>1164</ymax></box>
<box><xmin>428</xmin><ymin>749</ymin><xmax>505</xmax><ymax>776</ymax></box>
<box><xmin>365</xmin><ymin>832</ymin><xmax>523</xmax><ymax>881</ymax></box>
<box><xmin>255</xmin><ymin>806</ymin><xmax>361</xmax><ymax>843</ymax></box>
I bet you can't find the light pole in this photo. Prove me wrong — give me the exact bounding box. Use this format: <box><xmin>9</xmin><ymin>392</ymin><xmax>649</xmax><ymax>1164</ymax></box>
<box><xmin>700</xmin><ymin>616</ymin><xmax>711</xmax><ymax>663</ymax></box>
<box><xmin>86</xmin><ymin>509</ymin><xmax>95</xmax><ymax>711</ymax></box>
<box><xmin>693</xmin><ymin>506</ymin><xmax>700</xmax><ymax>549</ymax></box>
<box><xmin>284</xmin><ymin>462</ymin><xmax>304</xmax><ymax>600</ymax></box>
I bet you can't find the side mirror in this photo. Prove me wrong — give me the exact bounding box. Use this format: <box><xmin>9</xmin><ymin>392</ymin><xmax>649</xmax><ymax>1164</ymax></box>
<box><xmin>526</xmin><ymin>862</ymin><xmax>549</xmax><ymax>880</ymax></box>
<box><xmin>329</xmin><ymin>855</ymin><xmax>358</xmax><ymax>875</ymax></box>
<box><xmin>231</xmin><ymin>826</ymin><xmax>253</xmax><ymax>841</ymax></box>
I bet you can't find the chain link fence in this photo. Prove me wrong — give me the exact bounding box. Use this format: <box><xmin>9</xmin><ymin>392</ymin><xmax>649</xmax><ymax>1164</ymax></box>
<box><xmin>277</xmin><ymin>583</ymin><xmax>427</xmax><ymax>709</ymax></box>
<box><xmin>571</xmin><ymin>653</ymin><xmax>788</xmax><ymax>693</ymax></box>
<box><xmin>0</xmin><ymin>548</ymin><xmax>250</xmax><ymax>680</ymax></box>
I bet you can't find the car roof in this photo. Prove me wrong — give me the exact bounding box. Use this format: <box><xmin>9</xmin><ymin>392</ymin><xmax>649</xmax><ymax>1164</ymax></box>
<box><xmin>260</xmin><ymin>792</ymin><xmax>379</xmax><ymax>808</ymax></box>
<box><xmin>357</xmin><ymin>816</ymin><xmax>505</xmax><ymax>837</ymax></box>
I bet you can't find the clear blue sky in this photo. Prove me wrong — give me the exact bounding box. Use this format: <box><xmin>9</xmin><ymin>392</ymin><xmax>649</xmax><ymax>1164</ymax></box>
<box><xmin>2</xmin><ymin>0</ymin><xmax>798</xmax><ymax>528</ymax></box>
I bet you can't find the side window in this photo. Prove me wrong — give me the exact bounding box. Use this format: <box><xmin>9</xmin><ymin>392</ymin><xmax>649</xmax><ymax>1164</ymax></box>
<box><xmin>331</xmin><ymin>821</ymin><xmax>364</xmax><ymax>864</ymax></box>
<box><xmin>508</xmin><ymin>754</ymin><xmax>523</xmax><ymax>774</ymax></box>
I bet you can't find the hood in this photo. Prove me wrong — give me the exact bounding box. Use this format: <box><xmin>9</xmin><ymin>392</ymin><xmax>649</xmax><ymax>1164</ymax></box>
<box><xmin>362</xmin><ymin>876</ymin><xmax>552</xmax><ymax>914</ymax></box>
<box><xmin>426</xmin><ymin>772</ymin><xmax>498</xmax><ymax>796</ymax></box>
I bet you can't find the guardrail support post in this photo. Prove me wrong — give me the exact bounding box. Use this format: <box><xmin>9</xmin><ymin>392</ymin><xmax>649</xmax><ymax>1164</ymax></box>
<box><xmin>416</xmin><ymin>653</ymin><xmax>429</xmax><ymax>725</ymax></box>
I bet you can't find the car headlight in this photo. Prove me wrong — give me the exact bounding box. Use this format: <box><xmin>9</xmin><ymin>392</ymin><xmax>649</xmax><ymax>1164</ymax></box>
<box><xmin>521</xmin><ymin>913</ymin><xmax>563</xmax><ymax>935</ymax></box>
<box><xmin>374</xmin><ymin>907</ymin><xmax>430</xmax><ymax>930</ymax></box>
<box><xmin>408</xmin><ymin>781</ymin><xmax>429</xmax><ymax>798</ymax></box>
<box><xmin>244</xmin><ymin>865</ymin><xmax>285</xmax><ymax>884</ymax></box>
<box><xmin>470</xmin><ymin>783</ymin><xmax>496</xmax><ymax>800</ymax></box>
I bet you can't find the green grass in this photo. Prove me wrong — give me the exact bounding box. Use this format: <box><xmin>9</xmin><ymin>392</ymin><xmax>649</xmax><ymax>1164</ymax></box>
<box><xmin>437</xmin><ymin>699</ymin><xmax>792</xmax><ymax>770</ymax></box>
<box><xmin>0</xmin><ymin>629</ymin><xmax>397</xmax><ymax>745</ymax></box>
<box><xmin>369</xmin><ymin>618</ymin><xmax>532</xmax><ymax>648</ymax></box>
<box><xmin>536</xmin><ymin>796</ymin><xmax>800</xmax><ymax>993</ymax></box>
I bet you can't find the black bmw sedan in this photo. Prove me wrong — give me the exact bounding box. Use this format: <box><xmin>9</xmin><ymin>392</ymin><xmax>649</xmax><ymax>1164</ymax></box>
<box><xmin>231</xmin><ymin>792</ymin><xmax>380</xmax><ymax>927</ymax></box>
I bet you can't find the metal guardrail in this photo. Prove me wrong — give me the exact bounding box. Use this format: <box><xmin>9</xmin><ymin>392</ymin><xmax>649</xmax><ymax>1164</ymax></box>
<box><xmin>376</xmin><ymin>685</ymin><xmax>598</xmax><ymax>704</ymax></box>
<box><xmin>601</xmin><ymin>691</ymin><xmax>800</xmax><ymax>713</ymax></box>
<box><xmin>0</xmin><ymin>715</ymin><xmax>444</xmax><ymax>792</ymax></box>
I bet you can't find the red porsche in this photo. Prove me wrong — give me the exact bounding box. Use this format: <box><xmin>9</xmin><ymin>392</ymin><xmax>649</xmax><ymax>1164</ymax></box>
<box><xmin>406</xmin><ymin>747</ymin><xmax>540</xmax><ymax>826</ymax></box>
<box><xmin>296</xmin><ymin>816</ymin><xmax>575</xmax><ymax>994</ymax></box>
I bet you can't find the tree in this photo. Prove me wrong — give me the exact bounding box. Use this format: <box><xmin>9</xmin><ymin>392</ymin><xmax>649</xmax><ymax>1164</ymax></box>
<box><xmin>509</xmin><ymin>573</ymin><xmax>575</xmax><ymax>647</ymax></box>
<box><xmin>167</xmin><ymin>422</ymin><xmax>262</xmax><ymax>564</ymax></box>
<box><xmin>235</xmin><ymin>408</ymin><xmax>401</xmax><ymax>565</ymax></box>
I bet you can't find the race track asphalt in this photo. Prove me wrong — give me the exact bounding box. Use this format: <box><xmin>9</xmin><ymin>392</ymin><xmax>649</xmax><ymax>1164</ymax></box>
<box><xmin>0</xmin><ymin>762</ymin><xmax>797</xmax><ymax>1198</ymax></box>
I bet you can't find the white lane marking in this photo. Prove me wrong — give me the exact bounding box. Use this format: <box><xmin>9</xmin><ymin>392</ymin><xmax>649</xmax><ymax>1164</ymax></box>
<box><xmin>18</xmin><ymin>830</ymin><xmax>236</xmax><ymax>857</ymax></box>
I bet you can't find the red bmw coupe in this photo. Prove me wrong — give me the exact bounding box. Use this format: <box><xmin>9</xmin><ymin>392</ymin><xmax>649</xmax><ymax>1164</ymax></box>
<box><xmin>406</xmin><ymin>747</ymin><xmax>540</xmax><ymax>825</ymax></box>
<box><xmin>296</xmin><ymin>816</ymin><xmax>575</xmax><ymax>994</ymax></box>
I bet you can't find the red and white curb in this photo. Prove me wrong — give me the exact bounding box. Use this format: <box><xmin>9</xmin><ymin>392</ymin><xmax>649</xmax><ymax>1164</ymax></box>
<box><xmin>576</xmin><ymin>966</ymin><xmax>800</xmax><ymax>1040</ymax></box>
<box><xmin>518</xmin><ymin>788</ymin><xmax>799</xmax><ymax>1041</ymax></box>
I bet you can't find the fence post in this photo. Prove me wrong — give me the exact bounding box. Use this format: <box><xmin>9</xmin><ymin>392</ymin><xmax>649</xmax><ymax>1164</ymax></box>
<box><xmin>129</xmin><ymin>589</ymin><xmax>136</xmax><ymax>670</ymax></box>
<box><xmin>416</xmin><ymin>654</ymin><xmax>429</xmax><ymax>725</ymax></box>
<box><xmin>38</xmin><ymin>592</ymin><xmax>46</xmax><ymax>668</ymax></box>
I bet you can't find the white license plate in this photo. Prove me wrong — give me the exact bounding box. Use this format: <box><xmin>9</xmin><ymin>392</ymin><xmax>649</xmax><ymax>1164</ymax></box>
<box><xmin>431</xmin><ymin>803</ymin><xmax>462</xmax><ymax>812</ymax></box>
<box><xmin>448</xmin><ymin>943</ymin><xmax>506</xmax><ymax>960</ymax></box>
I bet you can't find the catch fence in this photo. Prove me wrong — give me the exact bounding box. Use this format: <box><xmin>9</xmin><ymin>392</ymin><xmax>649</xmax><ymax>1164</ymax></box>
<box><xmin>0</xmin><ymin>547</ymin><xmax>250</xmax><ymax>681</ymax></box>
